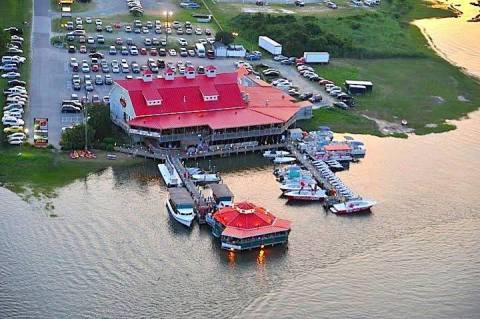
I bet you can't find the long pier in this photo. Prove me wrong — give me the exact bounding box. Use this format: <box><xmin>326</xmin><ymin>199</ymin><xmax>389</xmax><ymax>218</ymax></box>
<box><xmin>168</xmin><ymin>155</ymin><xmax>214</xmax><ymax>224</ymax></box>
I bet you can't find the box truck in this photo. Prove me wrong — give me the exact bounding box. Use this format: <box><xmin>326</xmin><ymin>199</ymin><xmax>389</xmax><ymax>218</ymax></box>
<box><xmin>258</xmin><ymin>36</ymin><xmax>282</xmax><ymax>55</ymax></box>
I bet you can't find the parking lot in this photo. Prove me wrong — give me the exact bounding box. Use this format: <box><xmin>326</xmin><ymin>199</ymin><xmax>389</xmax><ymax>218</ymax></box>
<box><xmin>28</xmin><ymin>0</ymin><xmax>344</xmax><ymax>147</ymax></box>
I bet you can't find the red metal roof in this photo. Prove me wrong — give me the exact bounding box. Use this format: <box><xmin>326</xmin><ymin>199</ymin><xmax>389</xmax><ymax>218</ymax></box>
<box><xmin>118</xmin><ymin>71</ymin><xmax>301</xmax><ymax>130</ymax></box>
<box><xmin>116</xmin><ymin>73</ymin><xmax>243</xmax><ymax>117</ymax></box>
<box><xmin>142</xmin><ymin>86</ymin><xmax>162</xmax><ymax>102</ymax></box>
<box><xmin>213</xmin><ymin>202</ymin><xmax>291</xmax><ymax>239</ymax></box>
<box><xmin>128</xmin><ymin>108</ymin><xmax>284</xmax><ymax>130</ymax></box>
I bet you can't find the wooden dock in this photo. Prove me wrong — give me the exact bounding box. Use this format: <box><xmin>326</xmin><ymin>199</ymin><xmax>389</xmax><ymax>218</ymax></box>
<box><xmin>285</xmin><ymin>143</ymin><xmax>359</xmax><ymax>206</ymax></box>
<box><xmin>168</xmin><ymin>155</ymin><xmax>214</xmax><ymax>224</ymax></box>
<box><xmin>115</xmin><ymin>143</ymin><xmax>286</xmax><ymax>161</ymax></box>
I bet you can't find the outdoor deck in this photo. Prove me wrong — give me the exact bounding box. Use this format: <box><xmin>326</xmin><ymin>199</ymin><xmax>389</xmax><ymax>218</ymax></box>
<box><xmin>115</xmin><ymin>143</ymin><xmax>286</xmax><ymax>160</ymax></box>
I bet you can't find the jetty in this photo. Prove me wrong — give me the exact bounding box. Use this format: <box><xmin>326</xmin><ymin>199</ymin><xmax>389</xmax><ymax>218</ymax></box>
<box><xmin>166</xmin><ymin>155</ymin><xmax>215</xmax><ymax>224</ymax></box>
<box><xmin>285</xmin><ymin>143</ymin><xmax>360</xmax><ymax>207</ymax></box>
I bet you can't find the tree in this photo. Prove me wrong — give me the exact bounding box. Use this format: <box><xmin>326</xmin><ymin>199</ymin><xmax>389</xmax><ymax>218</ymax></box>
<box><xmin>215</xmin><ymin>30</ymin><xmax>234</xmax><ymax>45</ymax></box>
<box><xmin>60</xmin><ymin>124</ymin><xmax>95</xmax><ymax>150</ymax></box>
<box><xmin>87</xmin><ymin>104</ymin><xmax>112</xmax><ymax>142</ymax></box>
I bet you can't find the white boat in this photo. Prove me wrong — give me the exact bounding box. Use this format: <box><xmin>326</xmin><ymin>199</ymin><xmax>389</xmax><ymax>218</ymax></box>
<box><xmin>192</xmin><ymin>173</ymin><xmax>221</xmax><ymax>184</ymax></box>
<box><xmin>273</xmin><ymin>156</ymin><xmax>296</xmax><ymax>164</ymax></box>
<box><xmin>186</xmin><ymin>167</ymin><xmax>203</xmax><ymax>175</ymax></box>
<box><xmin>166</xmin><ymin>187</ymin><xmax>195</xmax><ymax>227</ymax></box>
<box><xmin>263</xmin><ymin>150</ymin><xmax>290</xmax><ymax>158</ymax></box>
<box><xmin>284</xmin><ymin>188</ymin><xmax>327</xmax><ymax>201</ymax></box>
<box><xmin>330</xmin><ymin>199</ymin><xmax>376</xmax><ymax>215</ymax></box>
<box><xmin>158</xmin><ymin>161</ymin><xmax>183</xmax><ymax>187</ymax></box>
<box><xmin>280</xmin><ymin>182</ymin><xmax>317</xmax><ymax>192</ymax></box>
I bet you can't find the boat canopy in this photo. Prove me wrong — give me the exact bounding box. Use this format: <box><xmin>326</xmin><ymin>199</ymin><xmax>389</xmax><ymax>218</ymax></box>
<box><xmin>324</xmin><ymin>144</ymin><xmax>351</xmax><ymax>152</ymax></box>
<box><xmin>168</xmin><ymin>187</ymin><xmax>194</xmax><ymax>207</ymax></box>
<box><xmin>209</xmin><ymin>184</ymin><xmax>233</xmax><ymax>201</ymax></box>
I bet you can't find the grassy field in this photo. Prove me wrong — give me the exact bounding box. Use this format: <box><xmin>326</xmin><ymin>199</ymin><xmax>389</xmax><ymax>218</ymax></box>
<box><xmin>297</xmin><ymin>107</ymin><xmax>381</xmax><ymax>136</ymax></box>
<box><xmin>315</xmin><ymin>57</ymin><xmax>480</xmax><ymax>134</ymax></box>
<box><xmin>0</xmin><ymin>146</ymin><xmax>140</xmax><ymax>196</ymax></box>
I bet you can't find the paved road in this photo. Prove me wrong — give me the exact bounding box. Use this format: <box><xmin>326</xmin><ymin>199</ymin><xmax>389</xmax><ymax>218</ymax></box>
<box><xmin>75</xmin><ymin>0</ymin><xmax>176</xmax><ymax>17</ymax></box>
<box><xmin>28</xmin><ymin>0</ymin><xmax>76</xmax><ymax>147</ymax></box>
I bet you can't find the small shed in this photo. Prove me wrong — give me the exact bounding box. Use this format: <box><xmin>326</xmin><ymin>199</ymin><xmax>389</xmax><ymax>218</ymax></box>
<box><xmin>213</xmin><ymin>43</ymin><xmax>246</xmax><ymax>58</ymax></box>
<box><xmin>345</xmin><ymin>80</ymin><xmax>373</xmax><ymax>92</ymax></box>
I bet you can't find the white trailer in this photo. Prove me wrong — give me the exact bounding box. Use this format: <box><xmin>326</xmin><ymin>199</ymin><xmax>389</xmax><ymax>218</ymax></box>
<box><xmin>303</xmin><ymin>52</ymin><xmax>330</xmax><ymax>64</ymax></box>
<box><xmin>258</xmin><ymin>36</ymin><xmax>282</xmax><ymax>55</ymax></box>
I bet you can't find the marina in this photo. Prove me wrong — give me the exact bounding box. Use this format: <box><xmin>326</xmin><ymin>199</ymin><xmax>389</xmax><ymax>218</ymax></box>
<box><xmin>155</xmin><ymin>125</ymin><xmax>374</xmax><ymax>239</ymax></box>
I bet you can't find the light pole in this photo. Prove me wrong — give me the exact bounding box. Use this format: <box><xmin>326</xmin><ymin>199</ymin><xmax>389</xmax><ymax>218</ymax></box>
<box><xmin>83</xmin><ymin>91</ymin><xmax>89</xmax><ymax>151</ymax></box>
<box><xmin>163</xmin><ymin>11</ymin><xmax>173</xmax><ymax>47</ymax></box>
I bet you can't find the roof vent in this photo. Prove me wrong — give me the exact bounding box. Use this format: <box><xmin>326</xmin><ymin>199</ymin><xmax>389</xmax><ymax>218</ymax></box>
<box><xmin>165</xmin><ymin>68</ymin><xmax>175</xmax><ymax>81</ymax></box>
<box><xmin>142</xmin><ymin>70</ymin><xmax>153</xmax><ymax>83</ymax></box>
<box><xmin>185</xmin><ymin>66</ymin><xmax>196</xmax><ymax>79</ymax></box>
<box><xmin>206</xmin><ymin>65</ymin><xmax>216</xmax><ymax>78</ymax></box>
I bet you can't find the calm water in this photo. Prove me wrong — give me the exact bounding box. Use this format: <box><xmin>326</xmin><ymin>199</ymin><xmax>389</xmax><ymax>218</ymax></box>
<box><xmin>414</xmin><ymin>0</ymin><xmax>480</xmax><ymax>78</ymax></box>
<box><xmin>1</xmin><ymin>111</ymin><xmax>480</xmax><ymax>318</ymax></box>
<box><xmin>2</xmin><ymin>6</ymin><xmax>480</xmax><ymax>318</ymax></box>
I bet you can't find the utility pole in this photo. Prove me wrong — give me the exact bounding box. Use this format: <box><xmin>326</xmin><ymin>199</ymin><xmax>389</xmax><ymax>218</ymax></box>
<box><xmin>164</xmin><ymin>11</ymin><xmax>172</xmax><ymax>47</ymax></box>
<box><xmin>84</xmin><ymin>91</ymin><xmax>88</xmax><ymax>151</ymax></box>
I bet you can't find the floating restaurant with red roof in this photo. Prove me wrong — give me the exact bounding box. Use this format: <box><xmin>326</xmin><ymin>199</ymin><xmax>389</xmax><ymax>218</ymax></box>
<box><xmin>109</xmin><ymin>66</ymin><xmax>312</xmax><ymax>149</ymax></box>
<box><xmin>208</xmin><ymin>201</ymin><xmax>291</xmax><ymax>250</ymax></box>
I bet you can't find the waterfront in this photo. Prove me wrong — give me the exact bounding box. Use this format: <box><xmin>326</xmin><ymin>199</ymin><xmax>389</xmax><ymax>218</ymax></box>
<box><xmin>414</xmin><ymin>0</ymin><xmax>480</xmax><ymax>79</ymax></box>
<box><xmin>1</xmin><ymin>109</ymin><xmax>480</xmax><ymax>318</ymax></box>
<box><xmin>2</xmin><ymin>2</ymin><xmax>480</xmax><ymax>318</ymax></box>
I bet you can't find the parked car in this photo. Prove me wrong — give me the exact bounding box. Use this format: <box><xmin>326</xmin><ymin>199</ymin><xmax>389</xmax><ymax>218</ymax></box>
<box><xmin>333</xmin><ymin>101</ymin><xmax>349</xmax><ymax>109</ymax></box>
<box><xmin>168</xmin><ymin>49</ymin><xmax>177</xmax><ymax>56</ymax></box>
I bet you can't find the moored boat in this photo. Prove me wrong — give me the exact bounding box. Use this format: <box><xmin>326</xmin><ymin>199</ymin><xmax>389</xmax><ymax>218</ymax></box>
<box><xmin>158</xmin><ymin>157</ymin><xmax>183</xmax><ymax>187</ymax></box>
<box><xmin>166</xmin><ymin>187</ymin><xmax>195</xmax><ymax>227</ymax></box>
<box><xmin>209</xmin><ymin>183</ymin><xmax>234</xmax><ymax>208</ymax></box>
<box><xmin>263</xmin><ymin>150</ymin><xmax>290</xmax><ymax>158</ymax></box>
<box><xmin>330</xmin><ymin>199</ymin><xmax>376</xmax><ymax>215</ymax></box>
<box><xmin>273</xmin><ymin>156</ymin><xmax>296</xmax><ymax>164</ymax></box>
<box><xmin>192</xmin><ymin>173</ymin><xmax>221</xmax><ymax>185</ymax></box>
<box><xmin>284</xmin><ymin>188</ymin><xmax>327</xmax><ymax>201</ymax></box>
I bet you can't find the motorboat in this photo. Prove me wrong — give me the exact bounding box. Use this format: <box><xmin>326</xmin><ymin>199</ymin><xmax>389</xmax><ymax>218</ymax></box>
<box><xmin>186</xmin><ymin>167</ymin><xmax>203</xmax><ymax>175</ymax></box>
<box><xmin>330</xmin><ymin>199</ymin><xmax>376</xmax><ymax>215</ymax></box>
<box><xmin>284</xmin><ymin>188</ymin><xmax>327</xmax><ymax>201</ymax></box>
<box><xmin>158</xmin><ymin>159</ymin><xmax>183</xmax><ymax>187</ymax></box>
<box><xmin>166</xmin><ymin>187</ymin><xmax>195</xmax><ymax>227</ymax></box>
<box><xmin>279</xmin><ymin>181</ymin><xmax>317</xmax><ymax>192</ymax></box>
<box><xmin>192</xmin><ymin>173</ymin><xmax>221</xmax><ymax>184</ymax></box>
<box><xmin>273</xmin><ymin>156</ymin><xmax>296</xmax><ymax>164</ymax></box>
<box><xmin>263</xmin><ymin>150</ymin><xmax>290</xmax><ymax>158</ymax></box>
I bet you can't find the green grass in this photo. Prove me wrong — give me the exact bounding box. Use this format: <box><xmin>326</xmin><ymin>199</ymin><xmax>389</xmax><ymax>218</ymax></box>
<box><xmin>0</xmin><ymin>146</ymin><xmax>140</xmax><ymax>196</ymax></box>
<box><xmin>0</xmin><ymin>0</ymin><xmax>32</xmax><ymax>143</ymax></box>
<box><xmin>297</xmin><ymin>107</ymin><xmax>381</xmax><ymax>136</ymax></box>
<box><xmin>315</xmin><ymin>57</ymin><xmax>480</xmax><ymax>134</ymax></box>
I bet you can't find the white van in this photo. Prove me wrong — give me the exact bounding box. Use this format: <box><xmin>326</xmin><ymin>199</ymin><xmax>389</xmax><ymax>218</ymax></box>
<box><xmin>195</xmin><ymin>43</ymin><xmax>206</xmax><ymax>58</ymax></box>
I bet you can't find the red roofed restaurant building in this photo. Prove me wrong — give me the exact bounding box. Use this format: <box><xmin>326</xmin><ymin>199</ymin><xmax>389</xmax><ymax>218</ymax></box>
<box><xmin>109</xmin><ymin>66</ymin><xmax>312</xmax><ymax>149</ymax></box>
<box><xmin>209</xmin><ymin>201</ymin><xmax>291</xmax><ymax>250</ymax></box>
